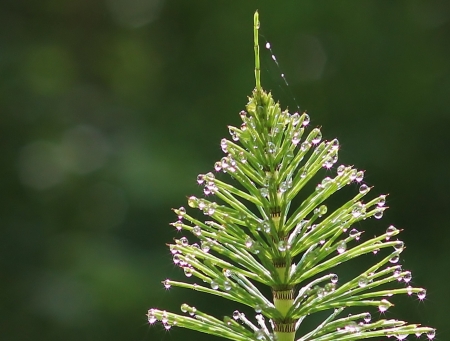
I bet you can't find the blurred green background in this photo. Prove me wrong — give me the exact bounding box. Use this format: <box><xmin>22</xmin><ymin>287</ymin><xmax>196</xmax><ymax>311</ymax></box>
<box><xmin>1</xmin><ymin>0</ymin><xmax>448</xmax><ymax>340</ymax></box>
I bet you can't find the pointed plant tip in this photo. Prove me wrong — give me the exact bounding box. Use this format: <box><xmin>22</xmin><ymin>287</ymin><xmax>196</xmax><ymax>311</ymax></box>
<box><xmin>253</xmin><ymin>9</ymin><xmax>261</xmax><ymax>92</ymax></box>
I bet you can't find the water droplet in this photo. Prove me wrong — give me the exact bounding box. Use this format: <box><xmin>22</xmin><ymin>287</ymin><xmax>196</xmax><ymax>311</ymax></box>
<box><xmin>363</xmin><ymin>312</ymin><xmax>371</xmax><ymax>323</ymax></box>
<box><xmin>238</xmin><ymin>151</ymin><xmax>247</xmax><ymax>163</ymax></box>
<box><xmin>386</xmin><ymin>225</ymin><xmax>398</xmax><ymax>239</ymax></box>
<box><xmin>223</xmin><ymin>269</ymin><xmax>232</xmax><ymax>277</ymax></box>
<box><xmin>330</xmin><ymin>274</ymin><xmax>338</xmax><ymax>283</ymax></box>
<box><xmin>197</xmin><ymin>174</ymin><xmax>205</xmax><ymax>184</ymax></box>
<box><xmin>184</xmin><ymin>267</ymin><xmax>193</xmax><ymax>277</ymax></box>
<box><xmin>352</xmin><ymin>202</ymin><xmax>365</xmax><ymax>218</ymax></box>
<box><xmin>315</xmin><ymin>205</ymin><xmax>327</xmax><ymax>217</ymax></box>
<box><xmin>349</xmin><ymin>228</ymin><xmax>359</xmax><ymax>238</ymax></box>
<box><xmin>302</xmin><ymin>113</ymin><xmax>310</xmax><ymax>126</ymax></box>
<box><xmin>210</xmin><ymin>280</ymin><xmax>219</xmax><ymax>290</ymax></box>
<box><xmin>427</xmin><ymin>329</ymin><xmax>436</xmax><ymax>339</ymax></box>
<box><xmin>224</xmin><ymin>316</ymin><xmax>232</xmax><ymax>325</ymax></box>
<box><xmin>173</xmin><ymin>254</ymin><xmax>181</xmax><ymax>265</ymax></box>
<box><xmin>286</xmin><ymin>177</ymin><xmax>293</xmax><ymax>188</ymax></box>
<box><xmin>300</xmin><ymin>141</ymin><xmax>310</xmax><ymax>151</ymax></box>
<box><xmin>221</xmin><ymin>157</ymin><xmax>229</xmax><ymax>171</ymax></box>
<box><xmin>278</xmin><ymin>240</ymin><xmax>287</xmax><ymax>252</ymax></box>
<box><xmin>396</xmin><ymin>333</ymin><xmax>408</xmax><ymax>340</ymax></box>
<box><xmin>374</xmin><ymin>209</ymin><xmax>384</xmax><ymax>219</ymax></box>
<box><xmin>355</xmin><ymin>171</ymin><xmax>364</xmax><ymax>182</ymax></box>
<box><xmin>250</xmin><ymin>242</ymin><xmax>260</xmax><ymax>254</ymax></box>
<box><xmin>394</xmin><ymin>240</ymin><xmax>404</xmax><ymax>251</ymax></box>
<box><xmin>206</xmin><ymin>203</ymin><xmax>216</xmax><ymax>215</ymax></box>
<box><xmin>407</xmin><ymin>285</ymin><xmax>413</xmax><ymax>295</ymax></box>
<box><xmin>229</xmin><ymin>127</ymin><xmax>239</xmax><ymax>141</ymax></box>
<box><xmin>322</xmin><ymin>156</ymin><xmax>334</xmax><ymax>169</ymax></box>
<box><xmin>254</xmin><ymin>304</ymin><xmax>262</xmax><ymax>313</ymax></box>
<box><xmin>201</xmin><ymin>240</ymin><xmax>211</xmax><ymax>253</ymax></box>
<box><xmin>221</xmin><ymin>138</ymin><xmax>228</xmax><ymax>153</ymax></box>
<box><xmin>336</xmin><ymin>240</ymin><xmax>347</xmax><ymax>254</ymax></box>
<box><xmin>161</xmin><ymin>311</ymin><xmax>169</xmax><ymax>324</ymax></box>
<box><xmin>337</xmin><ymin>165</ymin><xmax>345</xmax><ymax>175</ymax></box>
<box><xmin>267</xmin><ymin>142</ymin><xmax>276</xmax><ymax>154</ymax></box>
<box><xmin>173</xmin><ymin>221</ymin><xmax>183</xmax><ymax>231</ymax></box>
<box><xmin>188</xmin><ymin>196</ymin><xmax>198</xmax><ymax>208</ymax></box>
<box><xmin>345</xmin><ymin>321</ymin><xmax>360</xmax><ymax>333</ymax></box>
<box><xmin>359</xmin><ymin>184</ymin><xmax>369</xmax><ymax>194</ymax></box>
<box><xmin>263</xmin><ymin>174</ymin><xmax>271</xmax><ymax>187</ymax></box>
<box><xmin>291</xmin><ymin>112</ymin><xmax>300</xmax><ymax>126</ymax></box>
<box><xmin>317</xmin><ymin>177</ymin><xmax>332</xmax><ymax>192</ymax></box>
<box><xmin>214</xmin><ymin>161</ymin><xmax>222</xmax><ymax>171</ymax></box>
<box><xmin>279</xmin><ymin>182</ymin><xmax>288</xmax><ymax>193</ymax></box>
<box><xmin>311</xmin><ymin>129</ymin><xmax>322</xmax><ymax>144</ymax></box>
<box><xmin>205</xmin><ymin>172</ymin><xmax>215</xmax><ymax>182</ymax></box>
<box><xmin>316</xmin><ymin>287</ymin><xmax>326</xmax><ymax>298</ymax></box>
<box><xmin>193</xmin><ymin>226</ymin><xmax>202</xmax><ymax>236</ymax></box>
<box><xmin>163</xmin><ymin>279</ymin><xmax>171</xmax><ymax>289</ymax></box>
<box><xmin>292</xmin><ymin>132</ymin><xmax>301</xmax><ymax>145</ymax></box>
<box><xmin>189</xmin><ymin>307</ymin><xmax>196</xmax><ymax>316</ymax></box>
<box><xmin>265</xmin><ymin>42</ymin><xmax>271</xmax><ymax>49</ymax></box>
<box><xmin>285</xmin><ymin>150</ymin><xmax>294</xmax><ymax>160</ymax></box>
<box><xmin>147</xmin><ymin>309</ymin><xmax>157</xmax><ymax>324</ymax></box>
<box><xmin>389</xmin><ymin>254</ymin><xmax>400</xmax><ymax>264</ymax></box>
<box><xmin>378</xmin><ymin>299</ymin><xmax>390</xmax><ymax>312</ymax></box>
<box><xmin>403</xmin><ymin>271</ymin><xmax>412</xmax><ymax>283</ymax></box>
<box><xmin>248</xmin><ymin>116</ymin><xmax>256</xmax><ymax>128</ymax></box>
<box><xmin>260</xmin><ymin>187</ymin><xmax>269</xmax><ymax>197</ymax></box>
<box><xmin>378</xmin><ymin>195</ymin><xmax>386</xmax><ymax>207</ymax></box>
<box><xmin>358</xmin><ymin>275</ymin><xmax>369</xmax><ymax>287</ymax></box>
<box><xmin>181</xmin><ymin>303</ymin><xmax>189</xmax><ymax>313</ymax></box>
<box><xmin>417</xmin><ymin>288</ymin><xmax>426</xmax><ymax>300</ymax></box>
<box><xmin>227</xmin><ymin>162</ymin><xmax>237</xmax><ymax>173</ymax></box>
<box><xmin>177</xmin><ymin>207</ymin><xmax>186</xmax><ymax>219</ymax></box>
<box><xmin>330</xmin><ymin>139</ymin><xmax>339</xmax><ymax>151</ymax></box>
<box><xmin>180</xmin><ymin>236</ymin><xmax>188</xmax><ymax>246</ymax></box>
<box><xmin>232</xmin><ymin>310</ymin><xmax>240</xmax><ymax>320</ymax></box>
<box><xmin>223</xmin><ymin>280</ymin><xmax>232</xmax><ymax>291</ymax></box>
<box><xmin>245</xmin><ymin>237</ymin><xmax>254</xmax><ymax>248</ymax></box>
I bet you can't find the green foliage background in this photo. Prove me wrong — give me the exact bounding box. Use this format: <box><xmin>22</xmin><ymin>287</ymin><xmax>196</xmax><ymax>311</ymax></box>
<box><xmin>1</xmin><ymin>1</ymin><xmax>448</xmax><ymax>340</ymax></box>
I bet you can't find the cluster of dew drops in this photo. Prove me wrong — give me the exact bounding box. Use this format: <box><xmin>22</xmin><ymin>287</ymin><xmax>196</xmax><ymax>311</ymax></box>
<box><xmin>174</xmin><ymin>108</ymin><xmax>400</xmax><ymax>263</ymax></box>
<box><xmin>336</xmin><ymin>314</ymin><xmax>436</xmax><ymax>341</ymax></box>
<box><xmin>162</xmin><ymin>107</ymin><xmax>435</xmax><ymax>340</ymax></box>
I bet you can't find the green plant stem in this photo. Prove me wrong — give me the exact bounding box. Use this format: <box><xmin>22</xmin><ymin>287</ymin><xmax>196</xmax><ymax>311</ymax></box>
<box><xmin>254</xmin><ymin>10</ymin><xmax>261</xmax><ymax>92</ymax></box>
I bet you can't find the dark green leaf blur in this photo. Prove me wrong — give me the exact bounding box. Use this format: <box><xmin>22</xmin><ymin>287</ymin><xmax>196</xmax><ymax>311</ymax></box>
<box><xmin>1</xmin><ymin>1</ymin><xmax>448</xmax><ymax>340</ymax></box>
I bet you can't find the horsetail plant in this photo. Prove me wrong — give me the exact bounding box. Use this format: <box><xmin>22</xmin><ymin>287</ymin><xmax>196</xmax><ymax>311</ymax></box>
<box><xmin>147</xmin><ymin>11</ymin><xmax>435</xmax><ymax>341</ymax></box>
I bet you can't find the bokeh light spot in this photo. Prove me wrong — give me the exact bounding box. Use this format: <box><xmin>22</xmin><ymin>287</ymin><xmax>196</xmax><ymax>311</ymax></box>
<box><xmin>106</xmin><ymin>0</ymin><xmax>165</xmax><ymax>28</ymax></box>
<box><xmin>24</xmin><ymin>45</ymin><xmax>76</xmax><ymax>96</ymax></box>
<box><xmin>18</xmin><ymin>141</ymin><xmax>64</xmax><ymax>190</ymax></box>
<box><xmin>59</xmin><ymin>125</ymin><xmax>110</xmax><ymax>175</ymax></box>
